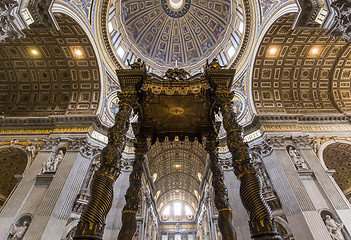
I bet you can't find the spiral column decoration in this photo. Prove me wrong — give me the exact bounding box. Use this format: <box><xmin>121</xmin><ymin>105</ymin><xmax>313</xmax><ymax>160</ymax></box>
<box><xmin>117</xmin><ymin>131</ymin><xmax>149</xmax><ymax>240</ymax></box>
<box><xmin>73</xmin><ymin>92</ymin><xmax>138</xmax><ymax>240</ymax></box>
<box><xmin>204</xmin><ymin>131</ymin><xmax>237</xmax><ymax>240</ymax></box>
<box><xmin>216</xmin><ymin>92</ymin><xmax>282</xmax><ymax>240</ymax></box>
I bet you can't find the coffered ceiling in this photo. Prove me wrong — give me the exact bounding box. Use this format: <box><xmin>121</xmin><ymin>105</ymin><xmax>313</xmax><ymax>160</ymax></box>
<box><xmin>0</xmin><ymin>13</ymin><xmax>100</xmax><ymax>117</ymax></box>
<box><xmin>147</xmin><ymin>138</ymin><xmax>207</xmax><ymax>211</ymax></box>
<box><xmin>252</xmin><ymin>13</ymin><xmax>351</xmax><ymax>115</ymax></box>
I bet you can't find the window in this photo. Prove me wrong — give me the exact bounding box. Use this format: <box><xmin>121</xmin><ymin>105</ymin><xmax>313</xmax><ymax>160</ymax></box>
<box><xmin>174</xmin><ymin>202</ymin><xmax>182</xmax><ymax>216</ymax></box>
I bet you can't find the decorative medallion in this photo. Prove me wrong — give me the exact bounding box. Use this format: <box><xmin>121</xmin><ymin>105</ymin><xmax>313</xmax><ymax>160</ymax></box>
<box><xmin>169</xmin><ymin>107</ymin><xmax>184</xmax><ymax>115</ymax></box>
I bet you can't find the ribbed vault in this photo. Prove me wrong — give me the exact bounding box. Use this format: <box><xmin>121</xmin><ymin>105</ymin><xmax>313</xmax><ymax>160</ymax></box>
<box><xmin>0</xmin><ymin>14</ymin><xmax>100</xmax><ymax>117</ymax></box>
<box><xmin>252</xmin><ymin>13</ymin><xmax>351</xmax><ymax>114</ymax></box>
<box><xmin>147</xmin><ymin>138</ymin><xmax>207</xmax><ymax>212</ymax></box>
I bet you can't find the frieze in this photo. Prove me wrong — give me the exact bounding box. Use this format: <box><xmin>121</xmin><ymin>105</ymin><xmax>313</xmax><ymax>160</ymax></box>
<box><xmin>140</xmin><ymin>75</ymin><xmax>210</xmax><ymax>96</ymax></box>
<box><xmin>261</xmin><ymin>124</ymin><xmax>351</xmax><ymax>132</ymax></box>
<box><xmin>0</xmin><ymin>126</ymin><xmax>91</xmax><ymax>135</ymax></box>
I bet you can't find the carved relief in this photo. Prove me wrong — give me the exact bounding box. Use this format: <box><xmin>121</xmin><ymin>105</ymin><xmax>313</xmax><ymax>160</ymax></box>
<box><xmin>287</xmin><ymin>146</ymin><xmax>309</xmax><ymax>170</ymax></box>
<box><xmin>309</xmin><ymin>137</ymin><xmax>322</xmax><ymax>155</ymax></box>
<box><xmin>42</xmin><ymin>149</ymin><xmax>65</xmax><ymax>174</ymax></box>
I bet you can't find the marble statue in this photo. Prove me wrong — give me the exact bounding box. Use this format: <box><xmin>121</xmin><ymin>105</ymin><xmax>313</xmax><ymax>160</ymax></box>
<box><xmin>288</xmin><ymin>146</ymin><xmax>308</xmax><ymax>170</ymax></box>
<box><xmin>325</xmin><ymin>215</ymin><xmax>344</xmax><ymax>240</ymax></box>
<box><xmin>10</xmin><ymin>220</ymin><xmax>29</xmax><ymax>240</ymax></box>
<box><xmin>42</xmin><ymin>150</ymin><xmax>64</xmax><ymax>173</ymax></box>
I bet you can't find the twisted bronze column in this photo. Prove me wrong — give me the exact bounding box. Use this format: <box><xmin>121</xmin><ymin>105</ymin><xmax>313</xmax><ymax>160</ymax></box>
<box><xmin>117</xmin><ymin>131</ymin><xmax>148</xmax><ymax>240</ymax></box>
<box><xmin>205</xmin><ymin>132</ymin><xmax>237</xmax><ymax>240</ymax></box>
<box><xmin>216</xmin><ymin>92</ymin><xmax>282</xmax><ymax>240</ymax></box>
<box><xmin>73</xmin><ymin>93</ymin><xmax>137</xmax><ymax>240</ymax></box>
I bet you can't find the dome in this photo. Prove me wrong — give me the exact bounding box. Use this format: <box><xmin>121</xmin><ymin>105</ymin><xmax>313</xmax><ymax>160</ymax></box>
<box><xmin>111</xmin><ymin>0</ymin><xmax>242</xmax><ymax>74</ymax></box>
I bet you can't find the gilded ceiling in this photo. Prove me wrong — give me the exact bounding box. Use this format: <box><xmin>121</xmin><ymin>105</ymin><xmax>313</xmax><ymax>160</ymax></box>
<box><xmin>0</xmin><ymin>14</ymin><xmax>100</xmax><ymax>117</ymax></box>
<box><xmin>120</xmin><ymin>0</ymin><xmax>232</xmax><ymax>72</ymax></box>
<box><xmin>252</xmin><ymin>13</ymin><xmax>351</xmax><ymax>115</ymax></box>
<box><xmin>147</xmin><ymin>138</ymin><xmax>207</xmax><ymax>212</ymax></box>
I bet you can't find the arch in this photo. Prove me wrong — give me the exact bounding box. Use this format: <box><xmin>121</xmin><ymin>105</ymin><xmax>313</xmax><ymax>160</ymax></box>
<box><xmin>0</xmin><ymin>146</ymin><xmax>29</xmax><ymax>208</ymax></box>
<box><xmin>247</xmin><ymin>2</ymin><xmax>298</xmax><ymax>115</ymax></box>
<box><xmin>51</xmin><ymin>3</ymin><xmax>107</xmax><ymax>116</ymax></box>
<box><xmin>321</xmin><ymin>141</ymin><xmax>351</xmax><ymax>203</ymax></box>
<box><xmin>318</xmin><ymin>139</ymin><xmax>351</xmax><ymax>169</ymax></box>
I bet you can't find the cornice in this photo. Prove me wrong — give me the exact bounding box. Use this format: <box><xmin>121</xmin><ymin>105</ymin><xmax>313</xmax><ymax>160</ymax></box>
<box><xmin>0</xmin><ymin>115</ymin><xmax>109</xmax><ymax>133</ymax></box>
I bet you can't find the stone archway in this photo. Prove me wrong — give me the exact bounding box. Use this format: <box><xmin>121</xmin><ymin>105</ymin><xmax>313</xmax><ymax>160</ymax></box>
<box><xmin>323</xmin><ymin>142</ymin><xmax>351</xmax><ymax>203</ymax></box>
<box><xmin>0</xmin><ymin>147</ymin><xmax>28</xmax><ymax>207</ymax></box>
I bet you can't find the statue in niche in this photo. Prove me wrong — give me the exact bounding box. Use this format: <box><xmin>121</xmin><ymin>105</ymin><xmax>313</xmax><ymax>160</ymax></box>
<box><xmin>325</xmin><ymin>215</ymin><xmax>345</xmax><ymax>240</ymax></box>
<box><xmin>288</xmin><ymin>146</ymin><xmax>309</xmax><ymax>170</ymax></box>
<box><xmin>9</xmin><ymin>220</ymin><xmax>29</xmax><ymax>240</ymax></box>
<box><xmin>42</xmin><ymin>150</ymin><xmax>64</xmax><ymax>173</ymax></box>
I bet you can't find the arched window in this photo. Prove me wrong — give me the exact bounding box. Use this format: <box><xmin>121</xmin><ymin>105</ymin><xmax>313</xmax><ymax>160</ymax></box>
<box><xmin>160</xmin><ymin>200</ymin><xmax>194</xmax><ymax>222</ymax></box>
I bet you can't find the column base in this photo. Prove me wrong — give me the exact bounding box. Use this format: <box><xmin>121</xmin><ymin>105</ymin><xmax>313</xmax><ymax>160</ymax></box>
<box><xmin>73</xmin><ymin>222</ymin><xmax>105</xmax><ymax>240</ymax></box>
